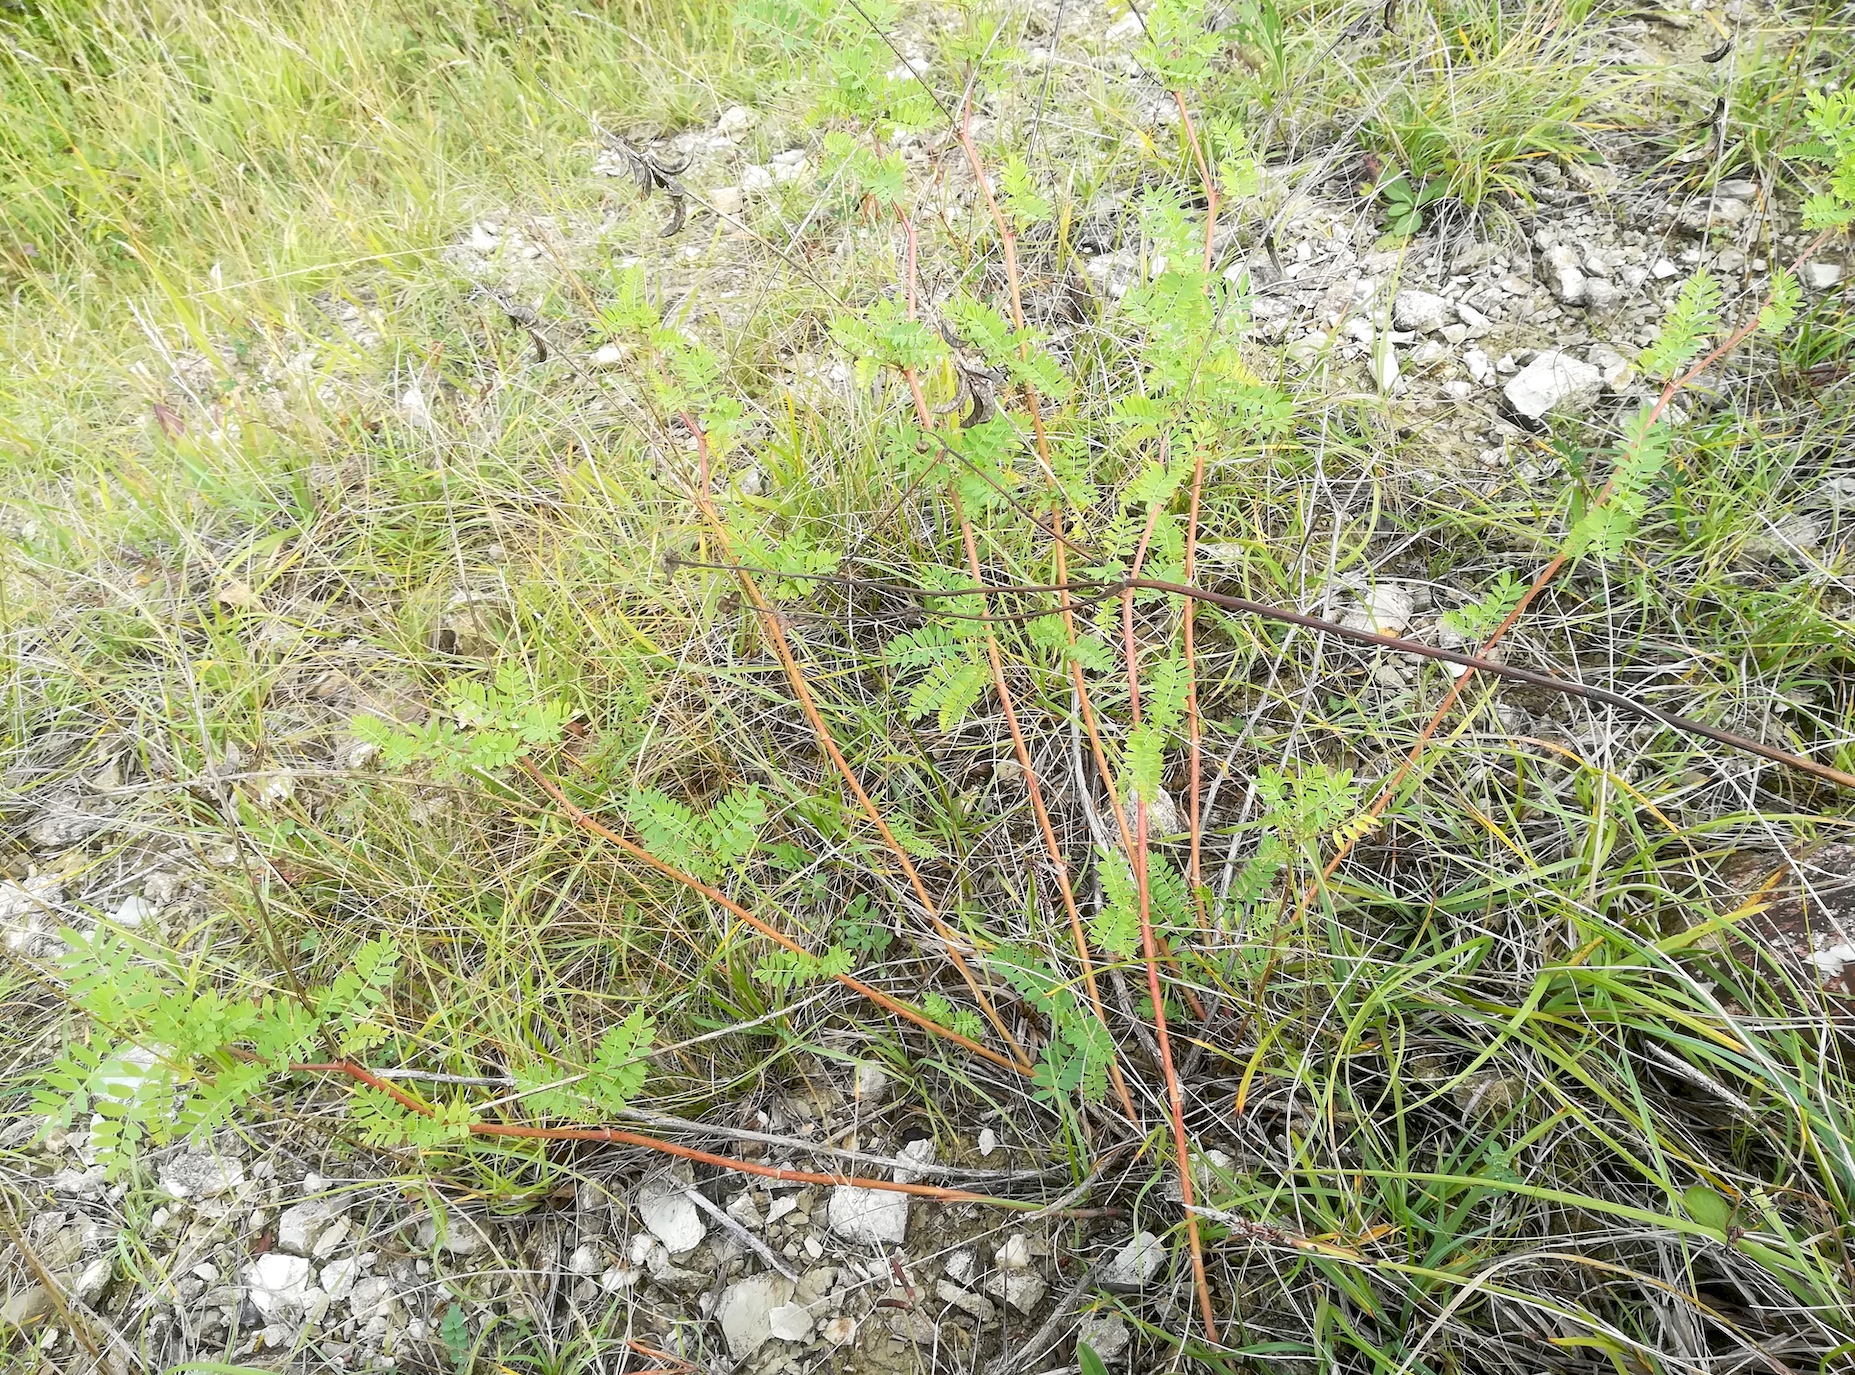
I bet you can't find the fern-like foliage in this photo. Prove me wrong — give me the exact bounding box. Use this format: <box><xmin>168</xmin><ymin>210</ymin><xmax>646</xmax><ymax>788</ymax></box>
<box><xmin>510</xmin><ymin>1008</ymin><xmax>655</xmax><ymax>1119</ymax></box>
<box><xmin>627</xmin><ymin>784</ymin><xmax>766</xmax><ymax>882</ymax></box>
<box><xmin>922</xmin><ymin>992</ymin><xmax>987</xmax><ymax>1044</ymax></box>
<box><xmin>1796</xmin><ymin>91</ymin><xmax>1855</xmax><ymax>230</ymax></box>
<box><xmin>884</xmin><ymin>576</ymin><xmax>995</xmax><ymax>732</ymax></box>
<box><xmin>1563</xmin><ymin>406</ymin><xmax>1672</xmax><ymax>562</ymax></box>
<box><xmin>1136</xmin><ymin>0</ymin><xmax>1228</xmax><ymax>87</ymax></box>
<box><xmin>998</xmin><ymin>154</ymin><xmax>1052</xmax><ymax>230</ymax></box>
<box><xmin>831</xmin><ymin>295</ymin><xmax>948</xmax><ymax>386</ymax></box>
<box><xmin>990</xmin><ymin>945</ymin><xmax>1117</xmax><ymax>1104</ymax></box>
<box><xmin>729</xmin><ymin>527</ymin><xmax>842</xmax><ymax>601</ymax></box>
<box><xmin>354</xmin><ymin>661</ymin><xmax>571</xmax><ymax>780</ymax></box>
<box><xmin>1124</xmin><ymin>654</ymin><xmax>1189</xmax><ymax>807</ymax></box>
<box><xmin>753</xmin><ymin>945</ymin><xmax>855</xmax><ymax>989</ymax></box>
<box><xmin>1758</xmin><ymin>265</ymin><xmax>1803</xmax><ymax>337</ymax></box>
<box><xmin>1639</xmin><ymin>271</ymin><xmax>1721</xmax><ymax>381</ymax></box>
<box><xmin>41</xmin><ymin>926</ymin><xmax>657</xmax><ymax>1170</ymax></box>
<box><xmin>1226</xmin><ymin>834</ymin><xmax>1287</xmax><ymax>909</ymax></box>
<box><xmin>38</xmin><ymin>932</ymin><xmax>398</xmax><ymax>1172</ymax></box>
<box><xmin>1256</xmin><ymin>764</ymin><xmax>1364</xmax><ymax>847</ymax></box>
<box><xmin>943</xmin><ymin>294</ymin><xmax>1070</xmax><ymax>401</ymax></box>
<box><xmin>1094</xmin><ymin>847</ymin><xmax>1194</xmax><ymax>958</ymax></box>
<box><xmin>1440</xmin><ymin>572</ymin><xmax>1526</xmax><ymax>643</ymax></box>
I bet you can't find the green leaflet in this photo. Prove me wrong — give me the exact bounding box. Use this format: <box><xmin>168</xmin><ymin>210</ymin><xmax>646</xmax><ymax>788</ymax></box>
<box><xmin>1638</xmin><ymin>271</ymin><xmax>1721</xmax><ymax>380</ymax></box>
<box><xmin>1562</xmin><ymin>406</ymin><xmax>1671</xmax><ymax>563</ymax></box>
<box><xmin>511</xmin><ymin>1008</ymin><xmax>655</xmax><ymax>1119</ymax></box>
<box><xmin>627</xmin><ymin>784</ymin><xmax>767</xmax><ymax>882</ymax></box>
<box><xmin>38</xmin><ymin>931</ymin><xmax>405</xmax><ymax>1172</ymax></box>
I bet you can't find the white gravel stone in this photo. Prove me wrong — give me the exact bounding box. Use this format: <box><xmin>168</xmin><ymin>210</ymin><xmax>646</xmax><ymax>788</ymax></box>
<box><xmin>111</xmin><ymin>894</ymin><xmax>156</xmax><ymax>927</ymax></box>
<box><xmin>827</xmin><ymin>1181</ymin><xmax>909</xmax><ymax>1245</ymax></box>
<box><xmin>1502</xmin><ymin>349</ymin><xmax>1603</xmax><ymax>419</ymax></box>
<box><xmin>717</xmin><ymin>1273</ymin><xmax>795</xmax><ymax>1356</ymax></box>
<box><xmin>715</xmin><ymin>105</ymin><xmax>758</xmax><ymax>138</ymax></box>
<box><xmin>0</xmin><ymin>1287</ymin><xmax>50</xmax><ymax>1327</ymax></box>
<box><xmin>310</xmin><ymin>1217</ymin><xmax>352</xmax><ymax>1260</ymax></box>
<box><xmin>320</xmin><ymin>1257</ymin><xmax>362</xmax><ymax>1302</ymax></box>
<box><xmin>0</xmin><ymin>875</ymin><xmax>62</xmax><ymax>954</ymax></box>
<box><xmin>1391</xmin><ymin>289</ymin><xmax>1451</xmax><ymax>333</ymax></box>
<box><xmin>727</xmin><ymin>1190</ymin><xmax>764</xmax><ymax>1230</ymax></box>
<box><xmin>943</xmin><ymin>1281</ymin><xmax>1000</xmax><ymax>1325</ymax></box>
<box><xmin>853</xmin><ymin>1061</ymin><xmax>890</xmax><ymax>1103</ymax></box>
<box><xmin>1454</xmin><ymin>302</ymin><xmax>1492</xmax><ymax>337</ymax></box>
<box><xmin>348</xmin><ymin>1275</ymin><xmax>398</xmax><ymax>1322</ymax></box>
<box><xmin>1339</xmin><ymin>583</ymin><xmax>1415</xmax><ymax>637</ymax></box>
<box><xmin>1104</xmin><ymin>10</ymin><xmax>1143</xmax><ymax>41</ymax></box>
<box><xmin>893</xmin><ymin>1136</ymin><xmax>935</xmax><ymax>1182</ymax></box>
<box><xmin>400</xmin><ymin>384</ymin><xmax>431</xmax><ymax>427</ymax></box>
<box><xmin>276</xmin><ymin>1199</ymin><xmax>342</xmax><ymax>1257</ymax></box>
<box><xmin>158</xmin><ymin>1153</ymin><xmax>245</xmax><ymax>1201</ymax></box>
<box><xmin>638</xmin><ymin>1173</ymin><xmax>707</xmax><ymax>1254</ymax></box>
<box><xmin>1101</xmin><ymin>1231</ymin><xmax>1166</xmax><ymax>1290</ymax></box>
<box><xmin>1543</xmin><ymin>245</ymin><xmax>1587</xmax><ymax>304</ymax></box>
<box><xmin>768</xmin><ymin>1302</ymin><xmax>815</xmax><ymax>1342</ymax></box>
<box><xmin>74</xmin><ymin>1257</ymin><xmax>111</xmax><ymax>1304</ymax></box>
<box><xmin>1080</xmin><ymin>1312</ymin><xmax>1132</xmax><ymax>1361</ymax></box>
<box><xmin>741</xmin><ymin>164</ymin><xmax>775</xmax><ymax>194</ymax></box>
<box><xmin>769</xmin><ymin>150</ymin><xmax>810</xmax><ymax>182</ymax></box>
<box><xmin>984</xmin><ymin>1270</ymin><xmax>1047</xmax><ymax>1314</ymax></box>
<box><xmin>414</xmin><ymin>1207</ymin><xmax>486</xmax><ymax>1256</ymax></box>
<box><xmin>246</xmin><ymin>1253</ymin><xmax>314</xmax><ymax>1321</ymax></box>
<box><xmin>0</xmin><ymin>875</ymin><xmax>61</xmax><ymax>923</ymax></box>
<box><xmin>1586</xmin><ymin>344</ymin><xmax>1633</xmax><ymax>391</ymax></box>
<box><xmin>1801</xmin><ymin>262</ymin><xmax>1844</xmax><ymax>291</ymax></box>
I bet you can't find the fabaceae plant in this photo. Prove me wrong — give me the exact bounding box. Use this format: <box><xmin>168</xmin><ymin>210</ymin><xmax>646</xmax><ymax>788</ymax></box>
<box><xmin>21</xmin><ymin>0</ymin><xmax>1855</xmax><ymax>1367</ymax></box>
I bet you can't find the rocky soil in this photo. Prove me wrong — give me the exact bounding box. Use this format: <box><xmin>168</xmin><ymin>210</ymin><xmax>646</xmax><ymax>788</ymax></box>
<box><xmin>3</xmin><ymin>0</ymin><xmax>1853</xmax><ymax>1370</ymax></box>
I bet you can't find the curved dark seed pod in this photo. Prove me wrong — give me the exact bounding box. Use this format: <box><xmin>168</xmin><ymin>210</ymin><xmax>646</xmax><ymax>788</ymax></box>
<box><xmin>660</xmin><ymin>196</ymin><xmax>687</xmax><ymax>238</ymax></box>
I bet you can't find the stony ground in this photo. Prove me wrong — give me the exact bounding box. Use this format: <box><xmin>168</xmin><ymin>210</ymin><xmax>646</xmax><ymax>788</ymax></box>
<box><xmin>3</xmin><ymin>0</ymin><xmax>1853</xmax><ymax>1371</ymax></box>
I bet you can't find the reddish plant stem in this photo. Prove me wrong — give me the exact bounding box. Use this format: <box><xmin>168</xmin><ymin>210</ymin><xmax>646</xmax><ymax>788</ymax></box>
<box><xmin>1315</xmin><ymin>231</ymin><xmax>1841</xmax><ymax>886</ymax></box>
<box><xmin>1164</xmin><ymin>74</ymin><xmax>1224</xmax><ymax>927</ymax></box>
<box><xmin>518</xmin><ymin>759</ymin><xmax>1028</xmax><ymax>1075</ymax></box>
<box><xmin>677</xmin><ymin>413</ymin><xmax>1031</xmax><ymax>1071</ymax></box>
<box><xmin>895</xmin><ymin>191</ymin><xmax>1138</xmax><ymax>1120</ymax></box>
<box><xmin>949</xmin><ymin>486</ymin><xmax>1141</xmax><ymax>1121</ymax></box>
<box><xmin>952</xmin><ymin>113</ymin><xmax>1222</xmax><ymax>1336</ymax></box>
<box><xmin>955</xmin><ymin>101</ymin><xmax>1028</xmax><ymax>332</ymax></box>
<box><xmin>292</xmin><ymin>1060</ymin><xmax>1055</xmax><ymax>1206</ymax></box>
<box><xmin>1121</xmin><ymin>503</ymin><xmax>1220</xmax><ymax>1345</ymax></box>
<box><xmin>1171</xmin><ymin>90</ymin><xmax>1221</xmax><ymax>277</ymax></box>
<box><xmin>1183</xmin><ymin>452</ymin><xmax>1208</xmax><ymax>919</ymax></box>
